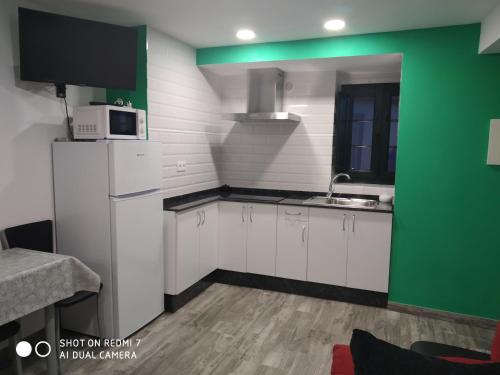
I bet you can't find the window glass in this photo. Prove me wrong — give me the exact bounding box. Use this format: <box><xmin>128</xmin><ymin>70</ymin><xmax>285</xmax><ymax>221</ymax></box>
<box><xmin>351</xmin><ymin>147</ymin><xmax>372</xmax><ymax>171</ymax></box>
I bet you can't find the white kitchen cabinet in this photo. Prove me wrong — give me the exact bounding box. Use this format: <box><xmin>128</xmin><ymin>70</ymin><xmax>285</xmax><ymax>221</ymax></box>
<box><xmin>346</xmin><ymin>211</ymin><xmax>392</xmax><ymax>293</ymax></box>
<box><xmin>307</xmin><ymin>208</ymin><xmax>348</xmax><ymax>286</ymax></box>
<box><xmin>276</xmin><ymin>206</ymin><xmax>309</xmax><ymax>281</ymax></box>
<box><xmin>176</xmin><ymin>209</ymin><xmax>201</xmax><ymax>293</ymax></box>
<box><xmin>218</xmin><ymin>201</ymin><xmax>247</xmax><ymax>272</ymax></box>
<box><xmin>246</xmin><ymin>203</ymin><xmax>278</xmax><ymax>276</ymax></box>
<box><xmin>164</xmin><ymin>202</ymin><xmax>219</xmax><ymax>295</ymax></box>
<box><xmin>307</xmin><ymin>207</ymin><xmax>392</xmax><ymax>292</ymax></box>
<box><xmin>166</xmin><ymin>196</ymin><xmax>392</xmax><ymax>298</ymax></box>
<box><xmin>199</xmin><ymin>203</ymin><xmax>219</xmax><ymax>278</ymax></box>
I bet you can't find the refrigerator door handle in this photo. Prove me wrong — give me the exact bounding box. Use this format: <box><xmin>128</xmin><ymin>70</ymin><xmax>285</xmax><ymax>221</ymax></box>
<box><xmin>110</xmin><ymin>189</ymin><xmax>161</xmax><ymax>201</ymax></box>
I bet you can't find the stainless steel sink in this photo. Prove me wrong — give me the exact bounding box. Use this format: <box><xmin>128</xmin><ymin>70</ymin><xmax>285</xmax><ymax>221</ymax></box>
<box><xmin>305</xmin><ymin>196</ymin><xmax>377</xmax><ymax>208</ymax></box>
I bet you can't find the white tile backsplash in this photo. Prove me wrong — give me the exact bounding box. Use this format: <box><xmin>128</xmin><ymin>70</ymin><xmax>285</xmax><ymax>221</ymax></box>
<box><xmin>334</xmin><ymin>183</ymin><xmax>395</xmax><ymax>197</ymax></box>
<box><xmin>148</xmin><ymin>36</ymin><xmax>395</xmax><ymax>196</ymax></box>
<box><xmin>218</xmin><ymin>71</ymin><xmax>336</xmax><ymax>192</ymax></box>
<box><xmin>147</xmin><ymin>28</ymin><xmax>224</xmax><ymax>198</ymax></box>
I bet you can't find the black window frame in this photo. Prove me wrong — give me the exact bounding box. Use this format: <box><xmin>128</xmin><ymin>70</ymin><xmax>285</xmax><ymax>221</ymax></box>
<box><xmin>333</xmin><ymin>83</ymin><xmax>400</xmax><ymax>184</ymax></box>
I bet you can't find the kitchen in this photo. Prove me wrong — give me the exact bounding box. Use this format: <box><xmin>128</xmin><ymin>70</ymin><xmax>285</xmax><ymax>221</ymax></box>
<box><xmin>1</xmin><ymin>0</ymin><xmax>500</xmax><ymax>374</ymax></box>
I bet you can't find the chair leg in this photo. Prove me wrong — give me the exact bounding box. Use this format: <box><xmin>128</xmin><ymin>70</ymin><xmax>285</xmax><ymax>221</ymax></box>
<box><xmin>9</xmin><ymin>331</ymin><xmax>23</xmax><ymax>375</ymax></box>
<box><xmin>95</xmin><ymin>295</ymin><xmax>101</xmax><ymax>338</ymax></box>
<box><xmin>55</xmin><ymin>308</ymin><xmax>61</xmax><ymax>361</ymax></box>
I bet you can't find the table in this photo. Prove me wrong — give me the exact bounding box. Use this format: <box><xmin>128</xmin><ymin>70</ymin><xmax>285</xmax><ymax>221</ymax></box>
<box><xmin>0</xmin><ymin>248</ymin><xmax>101</xmax><ymax>375</ymax></box>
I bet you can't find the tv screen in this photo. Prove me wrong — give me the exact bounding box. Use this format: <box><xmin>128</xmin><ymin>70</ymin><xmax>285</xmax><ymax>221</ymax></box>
<box><xmin>18</xmin><ymin>7</ymin><xmax>137</xmax><ymax>90</ymax></box>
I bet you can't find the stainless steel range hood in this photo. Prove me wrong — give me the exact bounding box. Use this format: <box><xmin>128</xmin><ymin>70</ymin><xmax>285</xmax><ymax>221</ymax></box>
<box><xmin>222</xmin><ymin>68</ymin><xmax>301</xmax><ymax>124</ymax></box>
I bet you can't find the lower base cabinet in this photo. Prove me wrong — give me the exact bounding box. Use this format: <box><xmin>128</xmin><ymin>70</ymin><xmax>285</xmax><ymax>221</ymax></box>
<box><xmin>346</xmin><ymin>211</ymin><xmax>392</xmax><ymax>292</ymax></box>
<box><xmin>307</xmin><ymin>208</ymin><xmax>348</xmax><ymax>285</ymax></box>
<box><xmin>307</xmin><ymin>207</ymin><xmax>392</xmax><ymax>293</ymax></box>
<box><xmin>219</xmin><ymin>201</ymin><xmax>278</xmax><ymax>276</ymax></box>
<box><xmin>218</xmin><ymin>201</ymin><xmax>247</xmax><ymax>272</ymax></box>
<box><xmin>164</xmin><ymin>202</ymin><xmax>218</xmax><ymax>295</ymax></box>
<box><xmin>276</xmin><ymin>206</ymin><xmax>309</xmax><ymax>281</ymax></box>
<box><xmin>166</xmin><ymin>198</ymin><xmax>392</xmax><ymax>299</ymax></box>
<box><xmin>199</xmin><ymin>203</ymin><xmax>219</xmax><ymax>278</ymax></box>
<box><xmin>246</xmin><ymin>203</ymin><xmax>278</xmax><ymax>276</ymax></box>
<box><xmin>175</xmin><ymin>208</ymin><xmax>201</xmax><ymax>293</ymax></box>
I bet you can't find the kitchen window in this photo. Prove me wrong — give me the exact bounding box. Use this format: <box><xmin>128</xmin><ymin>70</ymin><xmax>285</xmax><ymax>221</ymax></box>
<box><xmin>333</xmin><ymin>83</ymin><xmax>400</xmax><ymax>184</ymax></box>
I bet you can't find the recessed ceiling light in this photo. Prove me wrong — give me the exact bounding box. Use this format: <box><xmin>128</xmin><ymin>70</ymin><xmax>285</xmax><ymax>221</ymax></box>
<box><xmin>324</xmin><ymin>19</ymin><xmax>346</xmax><ymax>31</ymax></box>
<box><xmin>236</xmin><ymin>29</ymin><xmax>256</xmax><ymax>41</ymax></box>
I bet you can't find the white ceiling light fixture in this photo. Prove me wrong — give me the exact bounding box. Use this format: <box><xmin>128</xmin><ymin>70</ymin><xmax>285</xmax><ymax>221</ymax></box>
<box><xmin>324</xmin><ymin>19</ymin><xmax>346</xmax><ymax>31</ymax></box>
<box><xmin>236</xmin><ymin>29</ymin><xmax>256</xmax><ymax>41</ymax></box>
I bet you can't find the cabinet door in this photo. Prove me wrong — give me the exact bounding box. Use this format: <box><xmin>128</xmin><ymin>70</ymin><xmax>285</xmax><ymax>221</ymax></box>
<box><xmin>199</xmin><ymin>203</ymin><xmax>219</xmax><ymax>278</ymax></box>
<box><xmin>219</xmin><ymin>201</ymin><xmax>247</xmax><ymax>272</ymax></box>
<box><xmin>276</xmin><ymin>208</ymin><xmax>308</xmax><ymax>281</ymax></box>
<box><xmin>176</xmin><ymin>209</ymin><xmax>201</xmax><ymax>293</ymax></box>
<box><xmin>307</xmin><ymin>208</ymin><xmax>348</xmax><ymax>286</ymax></box>
<box><xmin>246</xmin><ymin>204</ymin><xmax>278</xmax><ymax>276</ymax></box>
<box><xmin>347</xmin><ymin>211</ymin><xmax>392</xmax><ymax>292</ymax></box>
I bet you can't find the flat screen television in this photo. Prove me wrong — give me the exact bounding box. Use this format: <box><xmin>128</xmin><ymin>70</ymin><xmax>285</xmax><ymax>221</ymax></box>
<box><xmin>18</xmin><ymin>7</ymin><xmax>137</xmax><ymax>91</ymax></box>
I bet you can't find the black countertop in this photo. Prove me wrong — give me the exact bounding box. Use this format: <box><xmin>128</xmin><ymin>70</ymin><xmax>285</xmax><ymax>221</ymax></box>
<box><xmin>163</xmin><ymin>186</ymin><xmax>393</xmax><ymax>214</ymax></box>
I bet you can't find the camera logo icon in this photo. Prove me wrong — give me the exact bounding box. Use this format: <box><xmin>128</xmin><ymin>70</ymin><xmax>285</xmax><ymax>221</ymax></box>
<box><xmin>16</xmin><ymin>341</ymin><xmax>52</xmax><ymax>358</ymax></box>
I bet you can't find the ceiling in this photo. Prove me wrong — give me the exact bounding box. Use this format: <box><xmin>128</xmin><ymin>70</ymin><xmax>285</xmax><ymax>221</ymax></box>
<box><xmin>33</xmin><ymin>0</ymin><xmax>500</xmax><ymax>48</ymax></box>
<box><xmin>200</xmin><ymin>54</ymin><xmax>402</xmax><ymax>76</ymax></box>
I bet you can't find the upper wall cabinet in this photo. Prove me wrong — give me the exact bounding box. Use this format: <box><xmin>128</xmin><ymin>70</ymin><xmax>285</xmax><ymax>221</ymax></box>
<box><xmin>487</xmin><ymin>120</ymin><xmax>500</xmax><ymax>165</ymax></box>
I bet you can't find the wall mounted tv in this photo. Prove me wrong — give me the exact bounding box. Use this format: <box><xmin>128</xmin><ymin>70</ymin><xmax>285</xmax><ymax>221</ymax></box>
<box><xmin>18</xmin><ymin>7</ymin><xmax>137</xmax><ymax>91</ymax></box>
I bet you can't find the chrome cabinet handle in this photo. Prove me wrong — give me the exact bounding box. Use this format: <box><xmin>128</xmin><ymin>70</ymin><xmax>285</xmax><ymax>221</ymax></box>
<box><xmin>197</xmin><ymin>211</ymin><xmax>201</xmax><ymax>227</ymax></box>
<box><xmin>342</xmin><ymin>214</ymin><xmax>346</xmax><ymax>232</ymax></box>
<box><xmin>285</xmin><ymin>210</ymin><xmax>301</xmax><ymax>216</ymax></box>
<box><xmin>202</xmin><ymin>210</ymin><xmax>206</xmax><ymax>225</ymax></box>
<box><xmin>302</xmin><ymin>225</ymin><xmax>306</xmax><ymax>242</ymax></box>
<box><xmin>352</xmin><ymin>214</ymin><xmax>355</xmax><ymax>233</ymax></box>
<box><xmin>250</xmin><ymin>206</ymin><xmax>253</xmax><ymax>223</ymax></box>
<box><xmin>242</xmin><ymin>206</ymin><xmax>246</xmax><ymax>222</ymax></box>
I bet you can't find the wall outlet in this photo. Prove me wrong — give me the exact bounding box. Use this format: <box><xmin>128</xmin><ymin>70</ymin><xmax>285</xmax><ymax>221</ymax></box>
<box><xmin>176</xmin><ymin>160</ymin><xmax>187</xmax><ymax>172</ymax></box>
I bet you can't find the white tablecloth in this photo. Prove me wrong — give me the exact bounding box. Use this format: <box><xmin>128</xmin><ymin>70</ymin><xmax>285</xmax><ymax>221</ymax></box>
<box><xmin>0</xmin><ymin>248</ymin><xmax>101</xmax><ymax>325</ymax></box>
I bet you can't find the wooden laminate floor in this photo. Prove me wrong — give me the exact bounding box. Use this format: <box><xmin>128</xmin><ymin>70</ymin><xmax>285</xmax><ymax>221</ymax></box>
<box><xmin>20</xmin><ymin>283</ymin><xmax>495</xmax><ymax>375</ymax></box>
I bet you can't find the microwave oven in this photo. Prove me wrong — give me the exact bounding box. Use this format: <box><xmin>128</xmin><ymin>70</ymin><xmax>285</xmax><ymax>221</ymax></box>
<box><xmin>73</xmin><ymin>105</ymin><xmax>146</xmax><ymax>140</ymax></box>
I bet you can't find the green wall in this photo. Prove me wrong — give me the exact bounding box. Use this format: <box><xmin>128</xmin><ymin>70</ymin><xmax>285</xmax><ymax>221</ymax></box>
<box><xmin>107</xmin><ymin>25</ymin><xmax>148</xmax><ymax>137</ymax></box>
<box><xmin>197</xmin><ymin>24</ymin><xmax>500</xmax><ymax>320</ymax></box>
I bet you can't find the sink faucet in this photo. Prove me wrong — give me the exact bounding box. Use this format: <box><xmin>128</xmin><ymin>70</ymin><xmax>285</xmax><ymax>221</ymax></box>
<box><xmin>327</xmin><ymin>173</ymin><xmax>351</xmax><ymax>200</ymax></box>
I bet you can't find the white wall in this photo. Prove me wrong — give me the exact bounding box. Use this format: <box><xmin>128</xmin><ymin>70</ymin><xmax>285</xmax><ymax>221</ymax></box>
<box><xmin>146</xmin><ymin>27</ymin><xmax>224</xmax><ymax>198</ymax></box>
<box><xmin>0</xmin><ymin>0</ymin><xmax>104</xmax><ymax>232</ymax></box>
<box><xmin>219</xmin><ymin>71</ymin><xmax>335</xmax><ymax>192</ymax></box>
<box><xmin>479</xmin><ymin>1</ymin><xmax>500</xmax><ymax>54</ymax></box>
<box><xmin>0</xmin><ymin>0</ymin><xmax>103</xmax><ymax>336</ymax></box>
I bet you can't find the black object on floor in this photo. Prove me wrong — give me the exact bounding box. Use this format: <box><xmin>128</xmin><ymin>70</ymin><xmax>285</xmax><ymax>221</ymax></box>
<box><xmin>350</xmin><ymin>329</ymin><xmax>500</xmax><ymax>375</ymax></box>
<box><xmin>410</xmin><ymin>341</ymin><xmax>491</xmax><ymax>361</ymax></box>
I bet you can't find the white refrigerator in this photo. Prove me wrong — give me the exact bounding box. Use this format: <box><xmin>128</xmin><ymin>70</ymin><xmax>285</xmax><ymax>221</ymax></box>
<box><xmin>53</xmin><ymin>140</ymin><xmax>164</xmax><ymax>339</ymax></box>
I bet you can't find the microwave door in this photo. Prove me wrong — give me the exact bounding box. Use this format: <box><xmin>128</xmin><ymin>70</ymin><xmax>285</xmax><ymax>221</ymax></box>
<box><xmin>108</xmin><ymin>110</ymin><xmax>137</xmax><ymax>138</ymax></box>
<box><xmin>108</xmin><ymin>140</ymin><xmax>162</xmax><ymax>196</ymax></box>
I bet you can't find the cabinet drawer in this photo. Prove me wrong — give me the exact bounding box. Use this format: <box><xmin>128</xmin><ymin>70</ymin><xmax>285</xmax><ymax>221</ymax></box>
<box><xmin>278</xmin><ymin>205</ymin><xmax>309</xmax><ymax>220</ymax></box>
